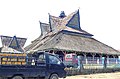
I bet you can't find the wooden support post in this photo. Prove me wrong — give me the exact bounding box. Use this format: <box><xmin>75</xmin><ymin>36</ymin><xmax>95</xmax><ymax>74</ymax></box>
<box><xmin>113</xmin><ymin>56</ymin><xmax>118</xmax><ymax>64</ymax></box>
<box><xmin>96</xmin><ymin>54</ymin><xmax>100</xmax><ymax>64</ymax></box>
<box><xmin>52</xmin><ymin>50</ymin><xmax>55</xmax><ymax>55</ymax></box>
<box><xmin>92</xmin><ymin>54</ymin><xmax>95</xmax><ymax>64</ymax></box>
<box><xmin>99</xmin><ymin>55</ymin><xmax>102</xmax><ymax>64</ymax></box>
<box><xmin>100</xmin><ymin>55</ymin><xmax>102</xmax><ymax>58</ymax></box>
<box><xmin>104</xmin><ymin>56</ymin><xmax>107</xmax><ymax>69</ymax></box>
<box><xmin>97</xmin><ymin>58</ymin><xmax>99</xmax><ymax>64</ymax></box>
<box><xmin>83</xmin><ymin>54</ymin><xmax>87</xmax><ymax>64</ymax></box>
<box><xmin>113</xmin><ymin>56</ymin><xmax>115</xmax><ymax>64</ymax></box>
<box><xmin>78</xmin><ymin>55</ymin><xmax>83</xmax><ymax>71</ymax></box>
<box><xmin>107</xmin><ymin>55</ymin><xmax>109</xmax><ymax>64</ymax></box>
<box><xmin>63</xmin><ymin>51</ymin><xmax>66</xmax><ymax>55</ymax></box>
<box><xmin>61</xmin><ymin>51</ymin><xmax>66</xmax><ymax>62</ymax></box>
<box><xmin>116</xmin><ymin>56</ymin><xmax>117</xmax><ymax>64</ymax></box>
<box><xmin>115</xmin><ymin>56</ymin><xmax>118</xmax><ymax>64</ymax></box>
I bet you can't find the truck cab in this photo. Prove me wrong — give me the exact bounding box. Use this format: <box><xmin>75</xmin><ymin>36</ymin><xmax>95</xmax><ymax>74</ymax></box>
<box><xmin>0</xmin><ymin>51</ymin><xmax>66</xmax><ymax>79</ymax></box>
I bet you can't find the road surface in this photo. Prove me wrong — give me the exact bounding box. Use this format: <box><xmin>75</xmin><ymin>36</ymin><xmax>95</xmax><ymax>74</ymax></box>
<box><xmin>64</xmin><ymin>72</ymin><xmax>120</xmax><ymax>79</ymax></box>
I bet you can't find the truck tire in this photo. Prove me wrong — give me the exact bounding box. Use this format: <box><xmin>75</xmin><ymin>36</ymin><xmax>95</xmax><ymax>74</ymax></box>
<box><xmin>12</xmin><ymin>76</ymin><xmax>23</xmax><ymax>79</ymax></box>
<box><xmin>49</xmin><ymin>74</ymin><xmax>59</xmax><ymax>79</ymax></box>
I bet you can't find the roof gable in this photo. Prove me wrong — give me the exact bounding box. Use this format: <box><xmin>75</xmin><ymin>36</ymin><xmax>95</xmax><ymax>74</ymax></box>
<box><xmin>49</xmin><ymin>15</ymin><xmax>65</xmax><ymax>33</ymax></box>
<box><xmin>48</xmin><ymin>10</ymin><xmax>92</xmax><ymax>37</ymax></box>
<box><xmin>1</xmin><ymin>35</ymin><xmax>27</xmax><ymax>47</ymax></box>
<box><xmin>1</xmin><ymin>36</ymin><xmax>12</xmax><ymax>47</ymax></box>
<box><xmin>39</xmin><ymin>21</ymin><xmax>50</xmax><ymax>37</ymax></box>
<box><xmin>1</xmin><ymin>35</ymin><xmax>27</xmax><ymax>52</ymax></box>
<box><xmin>66</xmin><ymin>10</ymin><xmax>81</xmax><ymax>30</ymax></box>
<box><xmin>9</xmin><ymin>36</ymin><xmax>19</xmax><ymax>49</ymax></box>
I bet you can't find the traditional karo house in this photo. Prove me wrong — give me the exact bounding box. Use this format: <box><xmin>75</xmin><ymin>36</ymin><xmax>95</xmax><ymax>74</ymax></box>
<box><xmin>25</xmin><ymin>10</ymin><xmax>120</xmax><ymax>68</ymax></box>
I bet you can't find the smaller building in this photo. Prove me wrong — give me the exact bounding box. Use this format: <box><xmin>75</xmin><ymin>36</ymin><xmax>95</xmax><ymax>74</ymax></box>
<box><xmin>0</xmin><ymin>35</ymin><xmax>27</xmax><ymax>65</ymax></box>
<box><xmin>0</xmin><ymin>35</ymin><xmax>27</xmax><ymax>53</ymax></box>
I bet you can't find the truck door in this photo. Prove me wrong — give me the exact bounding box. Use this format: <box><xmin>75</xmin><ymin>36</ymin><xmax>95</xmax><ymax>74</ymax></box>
<box><xmin>35</xmin><ymin>53</ymin><xmax>46</xmax><ymax>77</ymax></box>
<box><xmin>48</xmin><ymin>54</ymin><xmax>65</xmax><ymax>77</ymax></box>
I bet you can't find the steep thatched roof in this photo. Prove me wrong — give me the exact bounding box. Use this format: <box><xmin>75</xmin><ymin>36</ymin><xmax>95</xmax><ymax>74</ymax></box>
<box><xmin>25</xmin><ymin>31</ymin><xmax>120</xmax><ymax>55</ymax></box>
<box><xmin>1</xmin><ymin>35</ymin><xmax>27</xmax><ymax>47</ymax></box>
<box><xmin>48</xmin><ymin>10</ymin><xmax>92</xmax><ymax>35</ymax></box>
<box><xmin>25</xmin><ymin>9</ymin><xmax>120</xmax><ymax>55</ymax></box>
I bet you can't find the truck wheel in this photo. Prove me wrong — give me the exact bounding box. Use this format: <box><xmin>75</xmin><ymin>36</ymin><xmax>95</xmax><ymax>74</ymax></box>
<box><xmin>12</xmin><ymin>76</ymin><xmax>23</xmax><ymax>79</ymax></box>
<box><xmin>49</xmin><ymin>74</ymin><xmax>59</xmax><ymax>79</ymax></box>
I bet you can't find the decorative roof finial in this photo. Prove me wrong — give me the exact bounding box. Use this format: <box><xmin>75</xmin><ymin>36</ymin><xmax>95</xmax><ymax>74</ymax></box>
<box><xmin>59</xmin><ymin>11</ymin><xmax>66</xmax><ymax>18</ymax></box>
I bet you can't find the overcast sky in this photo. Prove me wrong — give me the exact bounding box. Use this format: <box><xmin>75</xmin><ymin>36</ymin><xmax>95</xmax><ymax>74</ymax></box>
<box><xmin>0</xmin><ymin>0</ymin><xmax>120</xmax><ymax>50</ymax></box>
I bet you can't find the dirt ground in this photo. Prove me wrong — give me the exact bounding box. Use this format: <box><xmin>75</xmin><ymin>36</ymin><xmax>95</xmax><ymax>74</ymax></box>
<box><xmin>64</xmin><ymin>72</ymin><xmax>120</xmax><ymax>79</ymax></box>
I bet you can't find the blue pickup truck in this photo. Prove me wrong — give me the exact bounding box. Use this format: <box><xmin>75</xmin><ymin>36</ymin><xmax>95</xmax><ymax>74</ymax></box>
<box><xmin>0</xmin><ymin>52</ymin><xmax>66</xmax><ymax>79</ymax></box>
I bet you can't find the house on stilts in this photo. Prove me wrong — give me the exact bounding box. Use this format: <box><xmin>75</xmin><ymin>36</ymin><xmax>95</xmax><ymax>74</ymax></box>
<box><xmin>25</xmin><ymin>10</ymin><xmax>120</xmax><ymax>69</ymax></box>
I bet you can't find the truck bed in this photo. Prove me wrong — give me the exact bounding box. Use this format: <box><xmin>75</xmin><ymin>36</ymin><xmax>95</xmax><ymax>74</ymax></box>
<box><xmin>0</xmin><ymin>65</ymin><xmax>46</xmax><ymax>78</ymax></box>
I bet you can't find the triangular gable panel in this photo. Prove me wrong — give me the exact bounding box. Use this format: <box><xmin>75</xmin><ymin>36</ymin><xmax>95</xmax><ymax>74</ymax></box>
<box><xmin>16</xmin><ymin>37</ymin><xmax>27</xmax><ymax>47</ymax></box>
<box><xmin>1</xmin><ymin>36</ymin><xmax>13</xmax><ymax>46</ymax></box>
<box><xmin>49</xmin><ymin>15</ymin><xmax>63</xmax><ymax>33</ymax></box>
<box><xmin>66</xmin><ymin>10</ymin><xmax>81</xmax><ymax>30</ymax></box>
<box><xmin>40</xmin><ymin>22</ymin><xmax>50</xmax><ymax>37</ymax></box>
<box><xmin>9</xmin><ymin>36</ymin><xmax>19</xmax><ymax>49</ymax></box>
